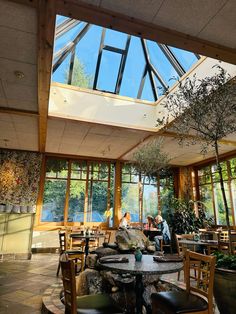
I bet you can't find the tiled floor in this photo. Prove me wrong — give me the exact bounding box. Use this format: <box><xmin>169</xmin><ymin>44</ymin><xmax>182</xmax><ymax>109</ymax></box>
<box><xmin>0</xmin><ymin>254</ymin><xmax>60</xmax><ymax>314</ymax></box>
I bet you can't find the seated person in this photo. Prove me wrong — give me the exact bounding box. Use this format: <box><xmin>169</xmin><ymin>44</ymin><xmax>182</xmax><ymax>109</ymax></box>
<box><xmin>146</xmin><ymin>215</ymin><xmax>155</xmax><ymax>230</ymax></box>
<box><xmin>119</xmin><ymin>212</ymin><xmax>131</xmax><ymax>229</ymax></box>
<box><xmin>153</xmin><ymin>215</ymin><xmax>171</xmax><ymax>251</ymax></box>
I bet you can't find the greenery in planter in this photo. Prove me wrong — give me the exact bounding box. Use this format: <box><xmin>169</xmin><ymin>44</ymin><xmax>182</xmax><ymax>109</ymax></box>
<box><xmin>169</xmin><ymin>198</ymin><xmax>213</xmax><ymax>234</ymax></box>
<box><xmin>213</xmin><ymin>251</ymin><xmax>236</xmax><ymax>270</ymax></box>
<box><xmin>156</xmin><ymin>66</ymin><xmax>236</xmax><ymax>253</ymax></box>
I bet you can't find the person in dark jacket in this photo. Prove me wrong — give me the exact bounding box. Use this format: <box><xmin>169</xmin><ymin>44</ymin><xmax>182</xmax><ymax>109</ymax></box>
<box><xmin>153</xmin><ymin>215</ymin><xmax>171</xmax><ymax>251</ymax></box>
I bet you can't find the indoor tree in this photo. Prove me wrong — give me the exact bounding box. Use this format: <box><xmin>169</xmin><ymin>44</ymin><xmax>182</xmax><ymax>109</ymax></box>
<box><xmin>131</xmin><ymin>138</ymin><xmax>170</xmax><ymax>224</ymax></box>
<box><xmin>157</xmin><ymin>65</ymin><xmax>236</xmax><ymax>253</ymax></box>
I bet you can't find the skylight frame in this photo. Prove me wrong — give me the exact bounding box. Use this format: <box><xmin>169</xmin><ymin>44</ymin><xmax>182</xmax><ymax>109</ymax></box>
<box><xmin>52</xmin><ymin>16</ymin><xmax>200</xmax><ymax>103</ymax></box>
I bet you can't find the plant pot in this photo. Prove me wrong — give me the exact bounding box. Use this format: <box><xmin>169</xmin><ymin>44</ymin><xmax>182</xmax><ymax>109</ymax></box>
<box><xmin>214</xmin><ymin>268</ymin><xmax>236</xmax><ymax>314</ymax></box>
<box><xmin>0</xmin><ymin>204</ymin><xmax>5</xmax><ymax>213</ymax></box>
<box><xmin>20</xmin><ymin>205</ymin><xmax>28</xmax><ymax>213</ymax></box>
<box><xmin>134</xmin><ymin>249</ymin><xmax>142</xmax><ymax>262</ymax></box>
<box><xmin>12</xmin><ymin>205</ymin><xmax>21</xmax><ymax>213</ymax></box>
<box><xmin>5</xmin><ymin>204</ymin><xmax>13</xmax><ymax>213</ymax></box>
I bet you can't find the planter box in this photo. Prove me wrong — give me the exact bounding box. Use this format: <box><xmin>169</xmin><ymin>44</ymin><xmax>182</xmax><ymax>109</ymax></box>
<box><xmin>214</xmin><ymin>268</ymin><xmax>236</xmax><ymax>314</ymax></box>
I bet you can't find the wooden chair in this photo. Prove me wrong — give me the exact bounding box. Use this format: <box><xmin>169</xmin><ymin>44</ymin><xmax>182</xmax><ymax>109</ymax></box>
<box><xmin>60</xmin><ymin>254</ymin><xmax>123</xmax><ymax>314</ymax></box>
<box><xmin>56</xmin><ymin>231</ymin><xmax>85</xmax><ymax>276</ymax></box>
<box><xmin>175</xmin><ymin>234</ymin><xmax>194</xmax><ymax>280</ymax></box>
<box><xmin>151</xmin><ymin>250</ymin><xmax>216</xmax><ymax>314</ymax></box>
<box><xmin>218</xmin><ymin>230</ymin><xmax>236</xmax><ymax>254</ymax></box>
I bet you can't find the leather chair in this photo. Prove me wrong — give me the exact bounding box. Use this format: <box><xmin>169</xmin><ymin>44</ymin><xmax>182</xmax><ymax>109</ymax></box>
<box><xmin>151</xmin><ymin>250</ymin><xmax>216</xmax><ymax>314</ymax></box>
<box><xmin>60</xmin><ymin>254</ymin><xmax>123</xmax><ymax>314</ymax></box>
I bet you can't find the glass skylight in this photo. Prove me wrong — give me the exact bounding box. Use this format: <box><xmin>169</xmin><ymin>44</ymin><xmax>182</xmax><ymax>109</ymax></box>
<box><xmin>52</xmin><ymin>15</ymin><xmax>200</xmax><ymax>102</ymax></box>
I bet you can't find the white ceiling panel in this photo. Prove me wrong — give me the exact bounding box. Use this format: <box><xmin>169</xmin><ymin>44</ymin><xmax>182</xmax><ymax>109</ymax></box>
<box><xmin>101</xmin><ymin>0</ymin><xmax>163</xmax><ymax>22</ymax></box>
<box><xmin>2</xmin><ymin>80</ymin><xmax>37</xmax><ymax>103</ymax></box>
<box><xmin>153</xmin><ymin>0</ymin><xmax>226</xmax><ymax>36</ymax></box>
<box><xmin>0</xmin><ymin>0</ymin><xmax>37</xmax><ymax>34</ymax></box>
<box><xmin>198</xmin><ymin>0</ymin><xmax>236</xmax><ymax>49</ymax></box>
<box><xmin>0</xmin><ymin>58</ymin><xmax>37</xmax><ymax>87</ymax></box>
<box><xmin>0</xmin><ymin>26</ymin><xmax>37</xmax><ymax>64</ymax></box>
<box><xmin>0</xmin><ymin>113</ymin><xmax>38</xmax><ymax>151</ymax></box>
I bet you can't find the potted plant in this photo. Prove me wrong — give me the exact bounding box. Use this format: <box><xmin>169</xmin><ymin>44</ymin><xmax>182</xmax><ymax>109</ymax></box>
<box><xmin>156</xmin><ymin>65</ymin><xmax>236</xmax><ymax>311</ymax></box>
<box><xmin>213</xmin><ymin>252</ymin><xmax>236</xmax><ymax>314</ymax></box>
<box><xmin>157</xmin><ymin>65</ymin><xmax>236</xmax><ymax>253</ymax></box>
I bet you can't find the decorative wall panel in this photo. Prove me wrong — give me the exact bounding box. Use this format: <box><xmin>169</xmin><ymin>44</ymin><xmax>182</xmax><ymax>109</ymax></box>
<box><xmin>0</xmin><ymin>149</ymin><xmax>42</xmax><ymax>209</ymax></box>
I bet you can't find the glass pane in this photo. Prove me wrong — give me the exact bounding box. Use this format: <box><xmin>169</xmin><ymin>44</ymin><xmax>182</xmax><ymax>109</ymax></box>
<box><xmin>230</xmin><ymin>158</ymin><xmax>236</xmax><ymax>178</ymax></box>
<box><xmin>97</xmin><ymin>50</ymin><xmax>122</xmax><ymax>92</ymax></box>
<box><xmin>121</xmin><ymin>183</ymin><xmax>139</xmax><ymax>222</ymax></box>
<box><xmin>199</xmin><ymin>185</ymin><xmax>215</xmax><ymax>220</ymax></box>
<box><xmin>143</xmin><ymin>184</ymin><xmax>158</xmax><ymax>222</ymax></box>
<box><xmin>41</xmin><ymin>179</ymin><xmax>67</xmax><ymax>222</ymax></box>
<box><xmin>68</xmin><ymin>180</ymin><xmax>86</xmax><ymax>222</ymax></box>
<box><xmin>104</xmin><ymin>29</ymin><xmax>128</xmax><ymax>49</ymax></box>
<box><xmin>119</xmin><ymin>37</ymin><xmax>145</xmax><ymax>99</ymax></box>
<box><xmin>147</xmin><ymin>41</ymin><xmax>179</xmax><ymax>87</ymax></box>
<box><xmin>71</xmin><ymin>161</ymin><xmax>87</xmax><ymax>180</ymax></box>
<box><xmin>168</xmin><ymin>46</ymin><xmax>198</xmax><ymax>72</ymax></box>
<box><xmin>52</xmin><ymin>52</ymin><xmax>72</xmax><ymax>85</ymax></box>
<box><xmin>231</xmin><ymin>179</ymin><xmax>236</xmax><ymax>223</ymax></box>
<box><xmin>87</xmin><ymin>181</ymin><xmax>108</xmax><ymax>222</ymax></box>
<box><xmin>213</xmin><ymin>182</ymin><xmax>233</xmax><ymax>225</ymax></box>
<box><xmin>75</xmin><ymin>25</ymin><xmax>102</xmax><ymax>87</ymax></box>
<box><xmin>160</xmin><ymin>183</ymin><xmax>174</xmax><ymax>221</ymax></box>
<box><xmin>141</xmin><ymin>74</ymin><xmax>155</xmax><ymax>101</ymax></box>
<box><xmin>46</xmin><ymin>159</ymin><xmax>68</xmax><ymax>178</ymax></box>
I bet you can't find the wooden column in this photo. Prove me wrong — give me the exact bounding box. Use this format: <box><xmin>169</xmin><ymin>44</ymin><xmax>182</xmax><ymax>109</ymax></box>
<box><xmin>114</xmin><ymin>161</ymin><xmax>122</xmax><ymax>228</ymax></box>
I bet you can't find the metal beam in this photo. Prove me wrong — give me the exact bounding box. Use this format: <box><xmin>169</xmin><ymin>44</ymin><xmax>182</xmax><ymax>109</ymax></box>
<box><xmin>93</xmin><ymin>28</ymin><xmax>106</xmax><ymax>90</ymax></box>
<box><xmin>56</xmin><ymin>18</ymin><xmax>81</xmax><ymax>39</ymax></box>
<box><xmin>158</xmin><ymin>44</ymin><xmax>185</xmax><ymax>77</ymax></box>
<box><xmin>115</xmin><ymin>35</ymin><xmax>131</xmax><ymax>94</ymax></box>
<box><xmin>137</xmin><ymin>65</ymin><xmax>148</xmax><ymax>99</ymax></box>
<box><xmin>53</xmin><ymin>23</ymin><xmax>91</xmax><ymax>73</ymax></box>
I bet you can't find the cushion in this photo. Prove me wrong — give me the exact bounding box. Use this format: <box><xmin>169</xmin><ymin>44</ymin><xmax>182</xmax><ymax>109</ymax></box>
<box><xmin>151</xmin><ymin>291</ymin><xmax>208</xmax><ymax>314</ymax></box>
<box><xmin>94</xmin><ymin>247</ymin><xmax>118</xmax><ymax>258</ymax></box>
<box><xmin>76</xmin><ymin>294</ymin><xmax>122</xmax><ymax>314</ymax></box>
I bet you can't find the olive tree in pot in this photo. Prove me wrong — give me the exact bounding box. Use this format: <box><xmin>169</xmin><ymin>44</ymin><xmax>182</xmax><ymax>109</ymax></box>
<box><xmin>156</xmin><ymin>65</ymin><xmax>236</xmax><ymax>313</ymax></box>
<box><xmin>131</xmin><ymin>138</ymin><xmax>170</xmax><ymax>224</ymax></box>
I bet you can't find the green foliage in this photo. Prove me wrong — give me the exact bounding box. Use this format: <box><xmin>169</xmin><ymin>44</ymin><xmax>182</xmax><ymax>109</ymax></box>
<box><xmin>213</xmin><ymin>251</ymin><xmax>236</xmax><ymax>270</ymax></box>
<box><xmin>132</xmin><ymin>139</ymin><xmax>170</xmax><ymax>178</ymax></box>
<box><xmin>169</xmin><ymin>198</ymin><xmax>214</xmax><ymax>234</ymax></box>
<box><xmin>157</xmin><ymin>66</ymin><xmax>236</xmax><ymax>151</ymax></box>
<box><xmin>65</xmin><ymin>56</ymin><xmax>92</xmax><ymax>88</ymax></box>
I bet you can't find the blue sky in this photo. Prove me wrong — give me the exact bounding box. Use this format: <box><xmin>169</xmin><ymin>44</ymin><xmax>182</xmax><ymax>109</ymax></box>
<box><xmin>53</xmin><ymin>15</ymin><xmax>198</xmax><ymax>102</ymax></box>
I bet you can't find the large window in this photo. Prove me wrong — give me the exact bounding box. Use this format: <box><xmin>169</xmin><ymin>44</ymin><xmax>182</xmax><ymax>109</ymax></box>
<box><xmin>121</xmin><ymin>165</ymin><xmax>174</xmax><ymax>223</ymax></box>
<box><xmin>198</xmin><ymin>158</ymin><xmax>236</xmax><ymax>226</ymax></box>
<box><xmin>40</xmin><ymin>158</ymin><xmax>114</xmax><ymax>224</ymax></box>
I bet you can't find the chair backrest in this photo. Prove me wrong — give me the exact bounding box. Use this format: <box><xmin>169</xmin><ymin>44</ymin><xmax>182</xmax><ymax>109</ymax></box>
<box><xmin>59</xmin><ymin>231</ymin><xmax>68</xmax><ymax>253</ymax></box>
<box><xmin>104</xmin><ymin>231</ymin><xmax>111</xmax><ymax>244</ymax></box>
<box><xmin>60</xmin><ymin>254</ymin><xmax>77</xmax><ymax>314</ymax></box>
<box><xmin>185</xmin><ymin>250</ymin><xmax>216</xmax><ymax>313</ymax></box>
<box><xmin>175</xmin><ymin>234</ymin><xmax>194</xmax><ymax>255</ymax></box>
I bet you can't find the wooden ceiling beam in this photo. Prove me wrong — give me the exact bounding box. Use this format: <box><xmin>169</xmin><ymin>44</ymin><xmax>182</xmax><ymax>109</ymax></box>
<box><xmin>56</xmin><ymin>0</ymin><xmax>236</xmax><ymax>65</ymax></box>
<box><xmin>38</xmin><ymin>0</ymin><xmax>56</xmax><ymax>152</ymax></box>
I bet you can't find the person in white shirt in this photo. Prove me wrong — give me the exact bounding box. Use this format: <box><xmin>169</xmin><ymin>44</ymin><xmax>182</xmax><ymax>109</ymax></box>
<box><xmin>119</xmin><ymin>212</ymin><xmax>131</xmax><ymax>229</ymax></box>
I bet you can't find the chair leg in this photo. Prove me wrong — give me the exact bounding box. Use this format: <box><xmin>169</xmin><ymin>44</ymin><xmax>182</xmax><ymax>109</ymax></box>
<box><xmin>56</xmin><ymin>260</ymin><xmax>60</xmax><ymax>276</ymax></box>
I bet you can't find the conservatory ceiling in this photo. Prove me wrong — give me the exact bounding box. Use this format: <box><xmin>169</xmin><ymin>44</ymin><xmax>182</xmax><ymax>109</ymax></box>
<box><xmin>1</xmin><ymin>0</ymin><xmax>236</xmax><ymax>166</ymax></box>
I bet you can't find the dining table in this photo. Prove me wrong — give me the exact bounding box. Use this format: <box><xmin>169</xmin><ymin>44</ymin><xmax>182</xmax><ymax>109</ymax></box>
<box><xmin>98</xmin><ymin>254</ymin><xmax>183</xmax><ymax>314</ymax></box>
<box><xmin>178</xmin><ymin>239</ymin><xmax>218</xmax><ymax>253</ymax></box>
<box><xmin>69</xmin><ymin>232</ymin><xmax>106</xmax><ymax>257</ymax></box>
